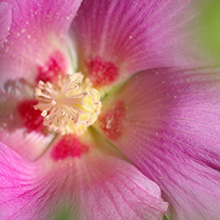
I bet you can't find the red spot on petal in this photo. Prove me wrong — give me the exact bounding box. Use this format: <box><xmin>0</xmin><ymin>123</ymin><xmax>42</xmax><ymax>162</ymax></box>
<box><xmin>86</xmin><ymin>56</ymin><xmax>119</xmax><ymax>86</ymax></box>
<box><xmin>36</xmin><ymin>51</ymin><xmax>66</xmax><ymax>83</ymax></box>
<box><xmin>17</xmin><ymin>99</ymin><xmax>44</xmax><ymax>133</ymax></box>
<box><xmin>99</xmin><ymin>101</ymin><xmax>125</xmax><ymax>140</ymax></box>
<box><xmin>51</xmin><ymin>135</ymin><xmax>89</xmax><ymax>161</ymax></box>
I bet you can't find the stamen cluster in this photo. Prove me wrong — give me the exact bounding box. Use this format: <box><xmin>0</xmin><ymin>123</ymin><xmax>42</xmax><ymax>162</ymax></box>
<box><xmin>35</xmin><ymin>73</ymin><xmax>101</xmax><ymax>135</ymax></box>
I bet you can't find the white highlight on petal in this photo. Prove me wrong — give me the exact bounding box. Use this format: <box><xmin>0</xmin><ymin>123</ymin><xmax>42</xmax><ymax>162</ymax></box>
<box><xmin>34</xmin><ymin>73</ymin><xmax>102</xmax><ymax>135</ymax></box>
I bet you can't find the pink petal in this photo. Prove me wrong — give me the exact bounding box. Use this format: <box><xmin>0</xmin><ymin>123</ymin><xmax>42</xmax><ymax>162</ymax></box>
<box><xmin>0</xmin><ymin>129</ymin><xmax>53</xmax><ymax>161</ymax></box>
<box><xmin>72</xmin><ymin>0</ymin><xmax>199</xmax><ymax>86</ymax></box>
<box><xmin>0</xmin><ymin>0</ymin><xmax>82</xmax><ymax>86</ymax></box>
<box><xmin>0</xmin><ymin>92</ymin><xmax>52</xmax><ymax>161</ymax></box>
<box><xmin>0</xmin><ymin>2</ymin><xmax>12</xmax><ymax>46</ymax></box>
<box><xmin>0</xmin><ymin>134</ymin><xmax>167</xmax><ymax>220</ymax></box>
<box><xmin>96</xmin><ymin>69</ymin><xmax>220</xmax><ymax>220</ymax></box>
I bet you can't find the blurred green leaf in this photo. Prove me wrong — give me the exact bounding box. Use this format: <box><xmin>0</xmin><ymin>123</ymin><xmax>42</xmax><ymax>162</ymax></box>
<box><xmin>163</xmin><ymin>214</ymin><xmax>169</xmax><ymax>220</ymax></box>
<box><xmin>200</xmin><ymin>0</ymin><xmax>220</xmax><ymax>57</ymax></box>
<box><xmin>54</xmin><ymin>209</ymin><xmax>71</xmax><ymax>220</ymax></box>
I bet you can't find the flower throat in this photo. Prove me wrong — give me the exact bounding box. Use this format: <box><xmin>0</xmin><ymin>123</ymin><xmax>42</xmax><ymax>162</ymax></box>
<box><xmin>35</xmin><ymin>72</ymin><xmax>102</xmax><ymax>135</ymax></box>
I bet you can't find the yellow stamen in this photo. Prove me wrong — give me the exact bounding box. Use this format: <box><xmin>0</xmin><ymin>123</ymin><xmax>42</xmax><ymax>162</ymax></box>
<box><xmin>34</xmin><ymin>73</ymin><xmax>102</xmax><ymax>135</ymax></box>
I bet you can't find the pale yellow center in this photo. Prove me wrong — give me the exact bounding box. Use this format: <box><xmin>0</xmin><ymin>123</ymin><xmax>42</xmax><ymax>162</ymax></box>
<box><xmin>34</xmin><ymin>73</ymin><xmax>102</xmax><ymax>135</ymax></box>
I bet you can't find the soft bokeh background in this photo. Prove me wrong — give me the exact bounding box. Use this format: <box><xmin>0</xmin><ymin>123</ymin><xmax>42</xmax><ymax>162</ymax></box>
<box><xmin>199</xmin><ymin>0</ymin><xmax>220</xmax><ymax>58</ymax></box>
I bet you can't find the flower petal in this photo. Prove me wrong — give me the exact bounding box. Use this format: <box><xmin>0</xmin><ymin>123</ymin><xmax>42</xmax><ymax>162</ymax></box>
<box><xmin>96</xmin><ymin>69</ymin><xmax>220</xmax><ymax>220</ymax></box>
<box><xmin>0</xmin><ymin>133</ymin><xmax>167</xmax><ymax>220</ymax></box>
<box><xmin>0</xmin><ymin>129</ymin><xmax>53</xmax><ymax>161</ymax></box>
<box><xmin>72</xmin><ymin>0</ymin><xmax>198</xmax><ymax>86</ymax></box>
<box><xmin>0</xmin><ymin>92</ymin><xmax>53</xmax><ymax>161</ymax></box>
<box><xmin>0</xmin><ymin>2</ymin><xmax>12</xmax><ymax>46</ymax></box>
<box><xmin>0</xmin><ymin>0</ymin><xmax>82</xmax><ymax>86</ymax></box>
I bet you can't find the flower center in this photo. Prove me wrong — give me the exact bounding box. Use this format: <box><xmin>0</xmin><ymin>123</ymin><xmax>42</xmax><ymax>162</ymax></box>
<box><xmin>34</xmin><ymin>73</ymin><xmax>102</xmax><ymax>135</ymax></box>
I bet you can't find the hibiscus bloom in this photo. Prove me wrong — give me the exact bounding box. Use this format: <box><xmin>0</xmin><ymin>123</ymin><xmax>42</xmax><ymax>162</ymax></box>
<box><xmin>0</xmin><ymin>0</ymin><xmax>220</xmax><ymax>220</ymax></box>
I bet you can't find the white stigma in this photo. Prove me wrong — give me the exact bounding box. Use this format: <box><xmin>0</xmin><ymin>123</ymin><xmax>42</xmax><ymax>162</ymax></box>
<box><xmin>34</xmin><ymin>73</ymin><xmax>102</xmax><ymax>135</ymax></box>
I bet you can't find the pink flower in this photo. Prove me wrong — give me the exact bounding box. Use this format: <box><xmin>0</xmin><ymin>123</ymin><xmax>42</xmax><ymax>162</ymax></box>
<box><xmin>0</xmin><ymin>0</ymin><xmax>220</xmax><ymax>220</ymax></box>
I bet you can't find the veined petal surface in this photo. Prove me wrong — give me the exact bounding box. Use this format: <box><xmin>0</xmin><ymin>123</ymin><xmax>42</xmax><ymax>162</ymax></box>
<box><xmin>72</xmin><ymin>0</ymin><xmax>200</xmax><ymax>86</ymax></box>
<box><xmin>0</xmin><ymin>0</ymin><xmax>82</xmax><ymax>86</ymax></box>
<box><xmin>0</xmin><ymin>136</ymin><xmax>167</xmax><ymax>220</ymax></box>
<box><xmin>96</xmin><ymin>69</ymin><xmax>220</xmax><ymax>220</ymax></box>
